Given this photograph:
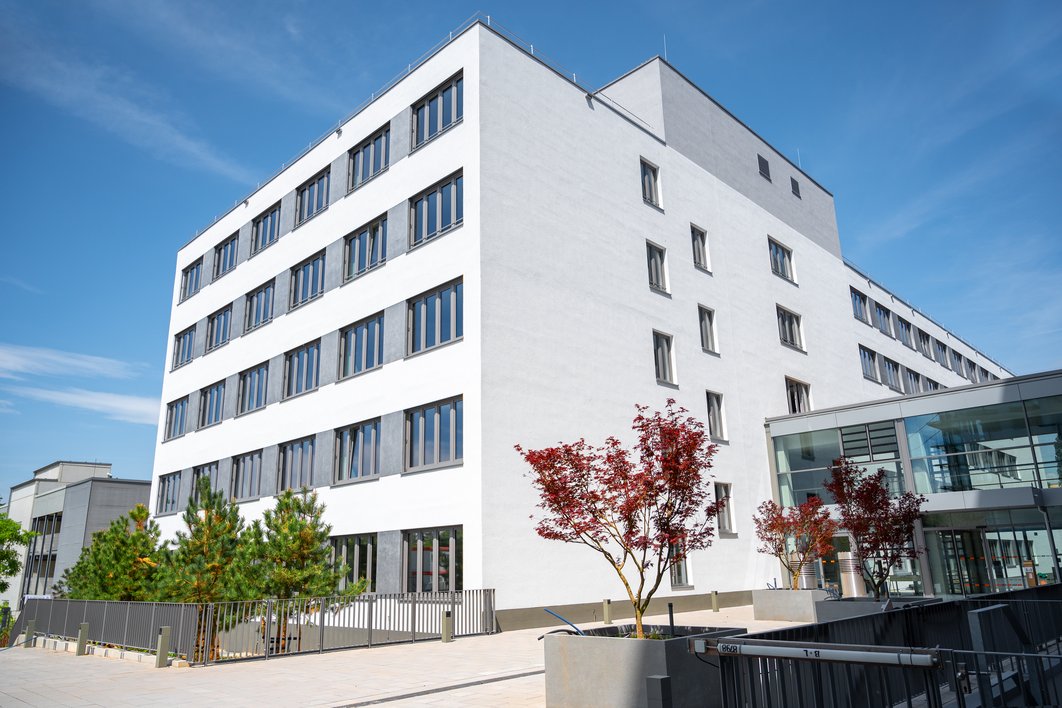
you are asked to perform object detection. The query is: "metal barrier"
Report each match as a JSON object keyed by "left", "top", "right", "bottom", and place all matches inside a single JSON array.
[{"left": 6, "top": 590, "right": 495, "bottom": 665}]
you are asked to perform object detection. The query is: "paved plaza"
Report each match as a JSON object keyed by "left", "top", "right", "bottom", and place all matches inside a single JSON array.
[{"left": 0, "top": 606, "right": 799, "bottom": 707}]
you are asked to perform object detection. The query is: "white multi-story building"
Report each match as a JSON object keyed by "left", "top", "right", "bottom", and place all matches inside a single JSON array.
[{"left": 150, "top": 20, "right": 1010, "bottom": 624}]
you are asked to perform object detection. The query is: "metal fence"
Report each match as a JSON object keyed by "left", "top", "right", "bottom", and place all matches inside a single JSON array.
[{"left": 7, "top": 589, "right": 495, "bottom": 665}]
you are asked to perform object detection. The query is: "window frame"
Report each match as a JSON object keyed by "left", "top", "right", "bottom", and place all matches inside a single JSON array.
[
  {"left": 206, "top": 305, "right": 232, "bottom": 352},
  {"left": 295, "top": 167, "right": 330, "bottom": 226},
  {"left": 640, "top": 158, "right": 661, "bottom": 207},
  {"left": 917, "top": 330, "right": 933, "bottom": 359},
  {"left": 896, "top": 317, "right": 914, "bottom": 348},
  {"left": 180, "top": 258, "right": 203, "bottom": 302},
  {"left": 277, "top": 436, "right": 316, "bottom": 493},
  {"left": 231, "top": 450, "right": 263, "bottom": 501},
  {"left": 244, "top": 280, "right": 275, "bottom": 333},
  {"left": 289, "top": 250, "right": 326, "bottom": 310},
  {"left": 214, "top": 233, "right": 239, "bottom": 280},
  {"left": 874, "top": 303, "right": 893, "bottom": 337},
  {"left": 237, "top": 362, "right": 269, "bottom": 415},
  {"left": 860, "top": 345, "right": 879, "bottom": 382},
  {"left": 156, "top": 472, "right": 181, "bottom": 514},
  {"left": 344, "top": 215, "right": 387, "bottom": 281},
  {"left": 698, "top": 305, "right": 717, "bottom": 354},
  {"left": 198, "top": 379, "right": 225, "bottom": 429},
  {"left": 404, "top": 396, "right": 464, "bottom": 473},
  {"left": 409, "top": 172, "right": 464, "bottom": 248},
  {"left": 691, "top": 224, "right": 710, "bottom": 271},
  {"left": 164, "top": 397, "right": 188, "bottom": 440},
  {"left": 251, "top": 203, "right": 281, "bottom": 255},
  {"left": 882, "top": 357, "right": 903, "bottom": 392},
  {"left": 192, "top": 462, "right": 219, "bottom": 503},
  {"left": 790, "top": 177, "right": 801, "bottom": 198},
  {"left": 407, "top": 279, "right": 463, "bottom": 356},
  {"left": 348, "top": 124, "right": 391, "bottom": 191},
  {"left": 646, "top": 240, "right": 668, "bottom": 293},
  {"left": 172, "top": 325, "right": 196, "bottom": 370},
  {"left": 402, "top": 526, "right": 462, "bottom": 593},
  {"left": 715, "top": 482, "right": 734, "bottom": 533},
  {"left": 768, "top": 238, "right": 794, "bottom": 282},
  {"left": 776, "top": 305, "right": 803, "bottom": 350},
  {"left": 334, "top": 418, "right": 381, "bottom": 483},
  {"left": 669, "top": 542, "right": 691, "bottom": 588},
  {"left": 339, "top": 312, "right": 385, "bottom": 380},
  {"left": 757, "top": 154, "right": 772, "bottom": 182},
  {"left": 283, "top": 340, "right": 321, "bottom": 399},
  {"left": 785, "top": 377, "right": 811, "bottom": 414},
  {"left": 653, "top": 330, "right": 675, "bottom": 385},
  {"left": 706, "top": 391, "right": 726, "bottom": 441},
  {"left": 851, "top": 288, "right": 870, "bottom": 323},
  {"left": 412, "top": 73, "right": 464, "bottom": 150}
]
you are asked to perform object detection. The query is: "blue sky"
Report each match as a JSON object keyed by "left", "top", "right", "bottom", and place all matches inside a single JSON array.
[{"left": 0, "top": 1, "right": 1060, "bottom": 495}]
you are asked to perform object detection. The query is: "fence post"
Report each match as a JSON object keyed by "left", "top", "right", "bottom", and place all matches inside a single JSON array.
[
  {"left": 319, "top": 600, "right": 326, "bottom": 653},
  {"left": 63, "top": 601, "right": 70, "bottom": 637},
  {"left": 367, "top": 597, "right": 374, "bottom": 648},
  {"left": 24, "top": 619, "right": 36, "bottom": 648},
  {"left": 442, "top": 610, "right": 453, "bottom": 643},
  {"left": 265, "top": 599, "right": 273, "bottom": 660},
  {"left": 603, "top": 599, "right": 612, "bottom": 624},
  {"left": 451, "top": 592, "right": 457, "bottom": 636},
  {"left": 411, "top": 593, "right": 417, "bottom": 643},
  {"left": 122, "top": 603, "right": 131, "bottom": 650},
  {"left": 76, "top": 622, "right": 89, "bottom": 656},
  {"left": 155, "top": 626, "right": 171, "bottom": 668}
]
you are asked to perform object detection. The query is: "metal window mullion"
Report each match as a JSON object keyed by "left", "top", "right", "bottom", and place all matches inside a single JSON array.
[{"left": 449, "top": 401, "right": 457, "bottom": 464}]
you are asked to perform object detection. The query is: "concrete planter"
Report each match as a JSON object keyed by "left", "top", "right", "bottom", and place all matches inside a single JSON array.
[
  {"left": 544, "top": 624, "right": 744, "bottom": 708},
  {"left": 752, "top": 589, "right": 829, "bottom": 623}
]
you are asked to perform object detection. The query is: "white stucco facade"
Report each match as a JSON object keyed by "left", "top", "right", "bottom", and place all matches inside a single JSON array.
[{"left": 149, "top": 22, "right": 1010, "bottom": 613}]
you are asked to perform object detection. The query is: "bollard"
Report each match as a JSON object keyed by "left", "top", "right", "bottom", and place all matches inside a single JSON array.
[
  {"left": 76, "top": 622, "right": 89, "bottom": 656},
  {"left": 441, "top": 611, "right": 453, "bottom": 643},
  {"left": 646, "top": 675, "right": 673, "bottom": 708},
  {"left": 156, "top": 626, "right": 171, "bottom": 668},
  {"left": 603, "top": 599, "right": 612, "bottom": 625},
  {"left": 711, "top": 590, "right": 719, "bottom": 613},
  {"left": 24, "top": 619, "right": 37, "bottom": 648}
]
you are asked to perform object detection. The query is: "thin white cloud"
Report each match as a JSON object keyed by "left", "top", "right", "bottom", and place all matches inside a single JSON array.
[
  {"left": 0, "top": 399, "right": 17, "bottom": 415},
  {"left": 0, "top": 343, "right": 145, "bottom": 381},
  {"left": 0, "top": 277, "right": 43, "bottom": 295},
  {"left": 10, "top": 386, "right": 158, "bottom": 425},
  {"left": 0, "top": 13, "right": 256, "bottom": 184}
]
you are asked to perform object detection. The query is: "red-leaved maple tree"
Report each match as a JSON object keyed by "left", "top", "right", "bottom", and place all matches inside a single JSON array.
[
  {"left": 823, "top": 458, "right": 927, "bottom": 600},
  {"left": 753, "top": 497, "right": 838, "bottom": 590},
  {"left": 516, "top": 400, "right": 721, "bottom": 638}
]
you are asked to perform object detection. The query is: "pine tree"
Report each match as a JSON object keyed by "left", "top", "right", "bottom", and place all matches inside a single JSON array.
[
  {"left": 158, "top": 476, "right": 244, "bottom": 603},
  {"left": 59, "top": 504, "right": 162, "bottom": 600},
  {"left": 0, "top": 502, "right": 37, "bottom": 595}
]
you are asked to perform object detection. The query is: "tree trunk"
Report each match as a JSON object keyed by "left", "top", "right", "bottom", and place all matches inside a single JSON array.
[{"left": 633, "top": 606, "right": 644, "bottom": 639}]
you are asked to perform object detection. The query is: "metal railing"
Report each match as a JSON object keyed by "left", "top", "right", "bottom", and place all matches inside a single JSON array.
[{"left": 7, "top": 589, "right": 495, "bottom": 665}]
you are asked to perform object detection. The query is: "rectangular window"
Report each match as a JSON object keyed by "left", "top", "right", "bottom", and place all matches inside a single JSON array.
[
  {"left": 791, "top": 177, "right": 801, "bottom": 198},
  {"left": 768, "top": 239, "right": 793, "bottom": 281},
  {"left": 979, "top": 366, "right": 991, "bottom": 383},
  {"left": 296, "top": 168, "right": 330, "bottom": 225},
  {"left": 278, "top": 436, "right": 315, "bottom": 492},
  {"left": 245, "top": 280, "right": 275, "bottom": 332},
  {"left": 967, "top": 360, "right": 981, "bottom": 382},
  {"left": 283, "top": 340, "right": 320, "bottom": 398},
  {"left": 874, "top": 303, "right": 893, "bottom": 336},
  {"left": 403, "top": 526, "right": 462, "bottom": 592},
  {"left": 345, "top": 216, "right": 387, "bottom": 279},
  {"left": 173, "top": 326, "right": 195, "bottom": 369},
  {"left": 156, "top": 472, "right": 181, "bottom": 514},
  {"left": 410, "top": 173, "right": 463, "bottom": 247},
  {"left": 715, "top": 482, "right": 733, "bottom": 533},
  {"left": 340, "top": 313, "right": 384, "bottom": 378},
  {"left": 407, "top": 280, "right": 463, "bottom": 354},
  {"left": 413, "top": 74, "right": 463, "bottom": 148},
  {"left": 904, "top": 368, "right": 922, "bottom": 394},
  {"left": 214, "top": 233, "right": 238, "bottom": 280},
  {"left": 669, "top": 543, "right": 689, "bottom": 587},
  {"left": 405, "top": 397, "right": 463, "bottom": 471},
  {"left": 896, "top": 318, "right": 914, "bottom": 347},
  {"left": 238, "top": 362, "right": 269, "bottom": 414},
  {"left": 231, "top": 450, "right": 262, "bottom": 500},
  {"left": 786, "top": 378, "right": 810, "bottom": 414},
  {"left": 640, "top": 159, "right": 660, "bottom": 206},
  {"left": 335, "top": 419, "right": 380, "bottom": 482},
  {"left": 882, "top": 357, "right": 902, "bottom": 391},
  {"left": 206, "top": 306, "right": 231, "bottom": 351},
  {"left": 691, "top": 225, "right": 709, "bottom": 270},
  {"left": 851, "top": 288, "right": 869, "bottom": 322},
  {"left": 860, "top": 345, "right": 878, "bottom": 381},
  {"left": 934, "top": 340, "right": 949, "bottom": 366},
  {"left": 198, "top": 380, "right": 225, "bottom": 428},
  {"left": 164, "top": 397, "right": 188, "bottom": 440},
  {"left": 777, "top": 306, "right": 802, "bottom": 349},
  {"left": 180, "top": 258, "right": 202, "bottom": 301},
  {"left": 647, "top": 241, "right": 667, "bottom": 292},
  {"left": 251, "top": 203, "right": 281, "bottom": 254},
  {"left": 925, "top": 379, "right": 941, "bottom": 391},
  {"left": 290, "top": 251, "right": 326, "bottom": 309},
  {"left": 331, "top": 533, "right": 377, "bottom": 592},
  {"left": 653, "top": 331, "right": 674, "bottom": 384},
  {"left": 699, "top": 306, "right": 717, "bottom": 353},
  {"left": 706, "top": 391, "right": 725, "bottom": 440},
  {"left": 757, "top": 154, "right": 771, "bottom": 181},
  {"left": 192, "top": 462, "right": 218, "bottom": 502},
  {"left": 349, "top": 125, "right": 390, "bottom": 190},
  {"left": 951, "top": 350, "right": 965, "bottom": 375},
  {"left": 917, "top": 330, "right": 933, "bottom": 358}
]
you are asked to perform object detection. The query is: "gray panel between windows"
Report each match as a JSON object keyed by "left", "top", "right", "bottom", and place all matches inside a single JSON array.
[
  {"left": 216, "top": 458, "right": 233, "bottom": 500},
  {"left": 318, "top": 330, "right": 340, "bottom": 387},
  {"left": 192, "top": 317, "right": 208, "bottom": 358},
  {"left": 273, "top": 269, "right": 292, "bottom": 318},
  {"left": 278, "top": 191, "right": 296, "bottom": 239},
  {"left": 229, "top": 296, "right": 246, "bottom": 341},
  {"left": 236, "top": 222, "right": 253, "bottom": 266},
  {"left": 186, "top": 389, "right": 202, "bottom": 430},
  {"left": 222, "top": 374, "right": 240, "bottom": 420},
  {"left": 266, "top": 355, "right": 284, "bottom": 406},
  {"left": 176, "top": 467, "right": 193, "bottom": 511},
  {"left": 259, "top": 445, "right": 279, "bottom": 498},
  {"left": 329, "top": 153, "right": 348, "bottom": 205},
  {"left": 385, "top": 201, "right": 409, "bottom": 261},
  {"left": 374, "top": 530, "right": 403, "bottom": 594},
  {"left": 390, "top": 109, "right": 411, "bottom": 163},
  {"left": 324, "top": 239, "right": 345, "bottom": 293},
  {"left": 382, "top": 302, "right": 406, "bottom": 365},
  {"left": 200, "top": 248, "right": 216, "bottom": 286},
  {"left": 313, "top": 431, "right": 335, "bottom": 488},
  {"left": 378, "top": 411, "right": 405, "bottom": 477}
]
